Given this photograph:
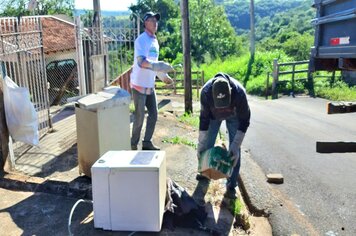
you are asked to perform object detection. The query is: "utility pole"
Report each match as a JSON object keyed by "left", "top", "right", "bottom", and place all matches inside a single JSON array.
[
  {"left": 249, "top": 0, "right": 255, "bottom": 57},
  {"left": 93, "top": 0, "right": 103, "bottom": 55},
  {"left": 180, "top": 0, "right": 193, "bottom": 113}
]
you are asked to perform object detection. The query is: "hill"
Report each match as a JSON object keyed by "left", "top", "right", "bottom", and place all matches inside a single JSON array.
[
  {"left": 216, "top": 0, "right": 315, "bottom": 40},
  {"left": 75, "top": 9, "right": 130, "bottom": 17}
]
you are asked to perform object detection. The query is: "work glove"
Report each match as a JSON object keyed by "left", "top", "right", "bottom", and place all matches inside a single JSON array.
[
  {"left": 157, "top": 72, "right": 173, "bottom": 84},
  {"left": 151, "top": 61, "right": 174, "bottom": 73},
  {"left": 229, "top": 130, "right": 245, "bottom": 167},
  {"left": 197, "top": 130, "right": 208, "bottom": 159}
]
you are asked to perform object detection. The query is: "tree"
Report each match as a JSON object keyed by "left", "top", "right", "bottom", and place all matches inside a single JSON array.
[
  {"left": 189, "top": 0, "right": 242, "bottom": 63},
  {"left": 282, "top": 32, "right": 313, "bottom": 60},
  {"left": 129, "top": 0, "right": 243, "bottom": 64},
  {"left": 0, "top": 0, "right": 75, "bottom": 17}
]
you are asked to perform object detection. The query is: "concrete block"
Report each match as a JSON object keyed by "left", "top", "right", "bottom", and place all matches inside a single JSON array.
[{"left": 266, "top": 173, "right": 284, "bottom": 184}]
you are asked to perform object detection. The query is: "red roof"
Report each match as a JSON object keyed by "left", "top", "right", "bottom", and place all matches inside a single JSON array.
[{"left": 41, "top": 16, "right": 76, "bottom": 54}]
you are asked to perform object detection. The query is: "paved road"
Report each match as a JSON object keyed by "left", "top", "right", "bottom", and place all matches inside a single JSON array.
[{"left": 243, "top": 96, "right": 356, "bottom": 236}]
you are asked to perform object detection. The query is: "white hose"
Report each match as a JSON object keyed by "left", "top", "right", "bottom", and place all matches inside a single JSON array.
[
  {"left": 67, "top": 199, "right": 137, "bottom": 236},
  {"left": 68, "top": 199, "right": 93, "bottom": 236}
]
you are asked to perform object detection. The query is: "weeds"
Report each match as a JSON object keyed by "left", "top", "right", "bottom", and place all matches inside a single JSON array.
[
  {"left": 230, "top": 198, "right": 251, "bottom": 231},
  {"left": 178, "top": 112, "right": 200, "bottom": 128},
  {"left": 230, "top": 198, "right": 243, "bottom": 216},
  {"left": 162, "top": 136, "right": 197, "bottom": 149}
]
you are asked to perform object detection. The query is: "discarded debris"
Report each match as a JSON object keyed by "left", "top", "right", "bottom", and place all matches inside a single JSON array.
[
  {"left": 234, "top": 213, "right": 250, "bottom": 231},
  {"left": 327, "top": 101, "right": 356, "bottom": 114},
  {"left": 266, "top": 173, "right": 284, "bottom": 184}
]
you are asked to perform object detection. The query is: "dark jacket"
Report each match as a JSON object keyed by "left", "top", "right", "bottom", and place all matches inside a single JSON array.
[{"left": 199, "top": 73, "right": 250, "bottom": 133}]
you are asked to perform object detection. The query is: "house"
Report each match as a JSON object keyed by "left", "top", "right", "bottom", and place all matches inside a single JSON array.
[{"left": 40, "top": 15, "right": 77, "bottom": 64}]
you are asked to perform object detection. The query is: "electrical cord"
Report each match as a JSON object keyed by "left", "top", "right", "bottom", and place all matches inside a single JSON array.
[
  {"left": 68, "top": 199, "right": 142, "bottom": 236},
  {"left": 67, "top": 199, "right": 137, "bottom": 236},
  {"left": 68, "top": 199, "right": 93, "bottom": 236}
]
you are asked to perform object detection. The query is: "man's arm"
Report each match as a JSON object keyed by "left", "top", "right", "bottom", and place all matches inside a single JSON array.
[
  {"left": 199, "top": 89, "right": 211, "bottom": 131},
  {"left": 229, "top": 91, "right": 250, "bottom": 163},
  {"left": 235, "top": 92, "right": 250, "bottom": 133},
  {"left": 197, "top": 90, "right": 211, "bottom": 157},
  {"left": 137, "top": 56, "right": 173, "bottom": 73}
]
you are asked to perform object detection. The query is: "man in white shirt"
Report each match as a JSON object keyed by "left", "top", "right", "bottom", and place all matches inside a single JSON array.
[{"left": 130, "top": 11, "right": 173, "bottom": 150}]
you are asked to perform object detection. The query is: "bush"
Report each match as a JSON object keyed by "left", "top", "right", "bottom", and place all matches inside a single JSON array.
[{"left": 197, "top": 51, "right": 356, "bottom": 101}]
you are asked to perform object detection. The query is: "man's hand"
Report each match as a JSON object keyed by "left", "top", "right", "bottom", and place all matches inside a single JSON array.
[
  {"left": 230, "top": 152, "right": 240, "bottom": 168},
  {"left": 157, "top": 72, "right": 173, "bottom": 84},
  {"left": 197, "top": 130, "right": 208, "bottom": 159},
  {"left": 151, "top": 61, "right": 174, "bottom": 73},
  {"left": 229, "top": 130, "right": 245, "bottom": 165}
]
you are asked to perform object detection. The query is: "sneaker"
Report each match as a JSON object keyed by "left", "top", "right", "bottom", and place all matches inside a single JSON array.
[
  {"left": 196, "top": 173, "right": 210, "bottom": 181},
  {"left": 131, "top": 145, "right": 137, "bottom": 150},
  {"left": 142, "top": 141, "right": 160, "bottom": 150},
  {"left": 224, "top": 187, "right": 237, "bottom": 199}
]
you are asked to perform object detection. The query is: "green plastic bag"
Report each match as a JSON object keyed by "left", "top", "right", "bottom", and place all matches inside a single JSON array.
[{"left": 198, "top": 146, "right": 234, "bottom": 180}]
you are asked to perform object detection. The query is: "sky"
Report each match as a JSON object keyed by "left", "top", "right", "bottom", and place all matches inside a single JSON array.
[{"left": 74, "top": 0, "right": 137, "bottom": 11}]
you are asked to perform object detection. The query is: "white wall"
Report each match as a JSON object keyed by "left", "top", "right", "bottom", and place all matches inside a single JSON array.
[{"left": 45, "top": 50, "right": 77, "bottom": 65}]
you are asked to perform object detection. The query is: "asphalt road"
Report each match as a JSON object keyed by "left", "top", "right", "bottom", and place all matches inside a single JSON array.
[{"left": 242, "top": 95, "right": 356, "bottom": 236}]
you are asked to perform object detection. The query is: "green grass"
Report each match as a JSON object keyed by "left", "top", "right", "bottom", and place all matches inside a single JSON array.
[
  {"left": 230, "top": 197, "right": 243, "bottom": 216},
  {"left": 198, "top": 52, "right": 356, "bottom": 101},
  {"left": 314, "top": 77, "right": 356, "bottom": 101},
  {"left": 178, "top": 112, "right": 200, "bottom": 128},
  {"left": 162, "top": 136, "right": 197, "bottom": 149}
]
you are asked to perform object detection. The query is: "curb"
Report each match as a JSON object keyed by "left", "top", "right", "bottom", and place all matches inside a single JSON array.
[
  {"left": 238, "top": 149, "right": 277, "bottom": 216},
  {"left": 0, "top": 173, "right": 92, "bottom": 199}
]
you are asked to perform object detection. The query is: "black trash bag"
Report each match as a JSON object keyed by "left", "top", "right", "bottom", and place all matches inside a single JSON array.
[{"left": 163, "top": 178, "right": 208, "bottom": 230}]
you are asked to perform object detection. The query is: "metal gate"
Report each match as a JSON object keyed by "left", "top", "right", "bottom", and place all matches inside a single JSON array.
[
  {"left": 0, "top": 16, "right": 50, "bottom": 154},
  {"left": 75, "top": 13, "right": 139, "bottom": 93}
]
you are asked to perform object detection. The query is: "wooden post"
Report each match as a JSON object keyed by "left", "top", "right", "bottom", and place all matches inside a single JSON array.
[
  {"left": 200, "top": 70, "right": 204, "bottom": 99},
  {"left": 307, "top": 62, "right": 315, "bottom": 97},
  {"left": 0, "top": 88, "right": 9, "bottom": 171},
  {"left": 291, "top": 64, "right": 295, "bottom": 97},
  {"left": 173, "top": 70, "right": 177, "bottom": 95},
  {"left": 330, "top": 70, "right": 336, "bottom": 87},
  {"left": 181, "top": 0, "right": 193, "bottom": 113},
  {"left": 272, "top": 59, "right": 279, "bottom": 99},
  {"left": 196, "top": 71, "right": 199, "bottom": 99},
  {"left": 265, "top": 72, "right": 270, "bottom": 100},
  {"left": 0, "top": 62, "right": 14, "bottom": 171}
]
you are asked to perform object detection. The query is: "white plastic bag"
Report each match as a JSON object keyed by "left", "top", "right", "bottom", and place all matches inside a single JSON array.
[{"left": 2, "top": 76, "right": 39, "bottom": 146}]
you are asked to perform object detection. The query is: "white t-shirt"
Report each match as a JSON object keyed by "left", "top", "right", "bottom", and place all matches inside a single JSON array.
[{"left": 130, "top": 31, "right": 159, "bottom": 88}]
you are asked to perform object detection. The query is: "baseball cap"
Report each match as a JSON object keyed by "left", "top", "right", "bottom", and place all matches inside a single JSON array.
[
  {"left": 143, "top": 12, "right": 160, "bottom": 22},
  {"left": 212, "top": 76, "right": 231, "bottom": 108}
]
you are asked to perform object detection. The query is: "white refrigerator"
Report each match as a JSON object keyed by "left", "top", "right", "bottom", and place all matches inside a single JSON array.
[
  {"left": 91, "top": 150, "right": 166, "bottom": 232},
  {"left": 76, "top": 90, "right": 131, "bottom": 177}
]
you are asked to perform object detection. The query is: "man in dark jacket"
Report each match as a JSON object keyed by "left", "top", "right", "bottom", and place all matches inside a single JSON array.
[{"left": 197, "top": 72, "right": 251, "bottom": 199}]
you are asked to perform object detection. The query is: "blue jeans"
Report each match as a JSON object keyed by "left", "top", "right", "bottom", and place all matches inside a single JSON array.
[
  {"left": 131, "top": 88, "right": 158, "bottom": 146},
  {"left": 206, "top": 118, "right": 241, "bottom": 189}
]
